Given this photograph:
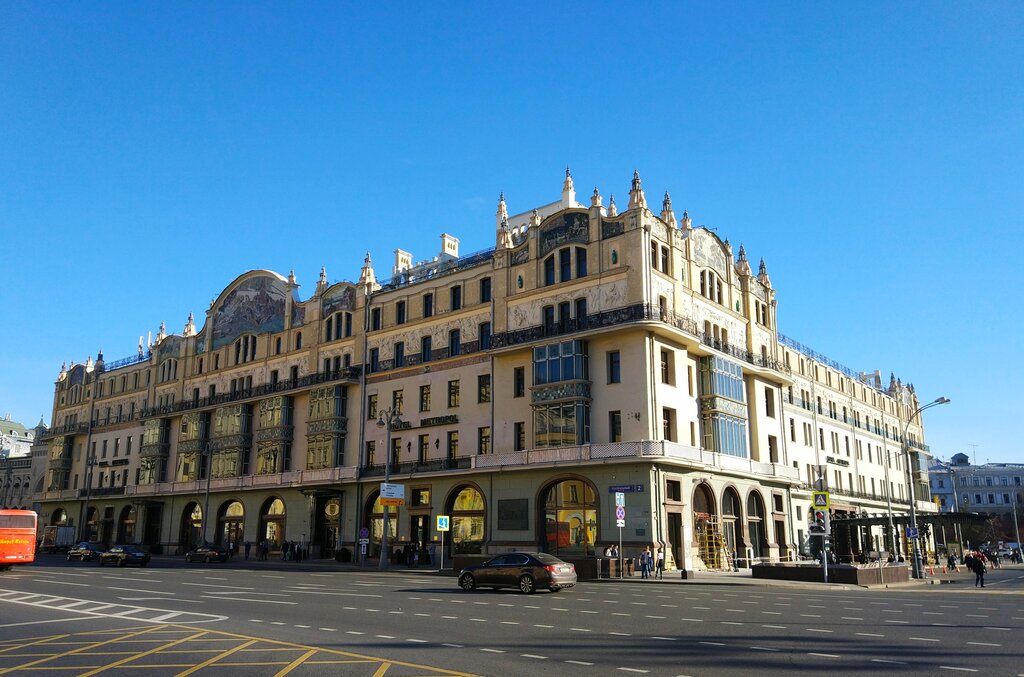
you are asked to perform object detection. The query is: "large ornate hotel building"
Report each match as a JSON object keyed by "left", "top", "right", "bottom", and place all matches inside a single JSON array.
[{"left": 38, "top": 170, "right": 936, "bottom": 570}]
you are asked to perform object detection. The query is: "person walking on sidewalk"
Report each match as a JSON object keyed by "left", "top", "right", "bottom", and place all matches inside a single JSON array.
[
  {"left": 655, "top": 547, "right": 665, "bottom": 579},
  {"left": 639, "top": 546, "right": 652, "bottom": 579}
]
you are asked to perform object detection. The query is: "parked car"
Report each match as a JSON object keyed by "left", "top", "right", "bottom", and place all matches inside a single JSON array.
[
  {"left": 66, "top": 542, "right": 102, "bottom": 562},
  {"left": 185, "top": 544, "right": 230, "bottom": 563},
  {"left": 458, "top": 552, "right": 577, "bottom": 593},
  {"left": 99, "top": 545, "right": 150, "bottom": 567}
]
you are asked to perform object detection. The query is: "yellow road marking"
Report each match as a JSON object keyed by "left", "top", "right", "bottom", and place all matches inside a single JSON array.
[
  {"left": 272, "top": 648, "right": 317, "bottom": 677},
  {"left": 173, "top": 638, "right": 257, "bottom": 677},
  {"left": 0, "top": 623, "right": 480, "bottom": 677},
  {"left": 0, "top": 634, "right": 70, "bottom": 656},
  {"left": 77, "top": 628, "right": 208, "bottom": 677},
  {"left": 0, "top": 626, "right": 166, "bottom": 675}
]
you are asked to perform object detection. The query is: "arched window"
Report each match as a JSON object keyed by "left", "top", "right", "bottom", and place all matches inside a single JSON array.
[
  {"left": 448, "top": 486, "right": 485, "bottom": 554},
  {"left": 218, "top": 500, "right": 244, "bottom": 551},
  {"left": 541, "top": 478, "right": 597, "bottom": 557},
  {"left": 747, "top": 492, "right": 768, "bottom": 559},
  {"left": 721, "top": 488, "right": 741, "bottom": 557},
  {"left": 117, "top": 505, "right": 136, "bottom": 544},
  {"left": 50, "top": 508, "right": 67, "bottom": 525},
  {"left": 179, "top": 502, "right": 203, "bottom": 551},
  {"left": 259, "top": 497, "right": 286, "bottom": 552}
]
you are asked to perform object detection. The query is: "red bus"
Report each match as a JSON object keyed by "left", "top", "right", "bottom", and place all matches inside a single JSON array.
[{"left": 0, "top": 510, "right": 37, "bottom": 571}]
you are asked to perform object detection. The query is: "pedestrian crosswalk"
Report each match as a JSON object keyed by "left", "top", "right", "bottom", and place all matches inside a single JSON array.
[{"left": 0, "top": 588, "right": 226, "bottom": 624}]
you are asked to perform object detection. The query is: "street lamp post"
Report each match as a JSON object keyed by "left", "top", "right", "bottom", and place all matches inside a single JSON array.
[
  {"left": 903, "top": 396, "right": 950, "bottom": 579},
  {"left": 79, "top": 453, "right": 98, "bottom": 543},
  {"left": 376, "top": 407, "right": 403, "bottom": 570},
  {"left": 200, "top": 441, "right": 214, "bottom": 546}
]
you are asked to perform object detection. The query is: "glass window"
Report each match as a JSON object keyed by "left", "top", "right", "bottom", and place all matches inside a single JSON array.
[
  {"left": 421, "top": 336, "right": 432, "bottom": 362},
  {"left": 396, "top": 300, "right": 406, "bottom": 324},
  {"left": 513, "top": 367, "right": 525, "bottom": 398},
  {"left": 419, "top": 385, "right": 431, "bottom": 412},
  {"left": 448, "top": 380, "right": 460, "bottom": 407},
  {"left": 450, "top": 286, "right": 462, "bottom": 311},
  {"left": 479, "top": 322, "right": 491, "bottom": 350},
  {"left": 477, "top": 374, "right": 491, "bottom": 403},
  {"left": 449, "top": 329, "right": 461, "bottom": 357},
  {"left": 543, "top": 256, "right": 555, "bottom": 286},
  {"left": 423, "top": 293, "right": 433, "bottom": 318},
  {"left": 576, "top": 247, "right": 587, "bottom": 278},
  {"left": 559, "top": 248, "right": 572, "bottom": 282},
  {"left": 542, "top": 479, "right": 597, "bottom": 557},
  {"left": 607, "top": 351, "right": 620, "bottom": 384},
  {"left": 479, "top": 277, "right": 492, "bottom": 303}
]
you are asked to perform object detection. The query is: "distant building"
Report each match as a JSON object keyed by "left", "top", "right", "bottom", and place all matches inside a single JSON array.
[
  {"left": 36, "top": 170, "right": 936, "bottom": 564},
  {"left": 930, "top": 453, "right": 1024, "bottom": 514},
  {"left": 0, "top": 414, "right": 41, "bottom": 508}
]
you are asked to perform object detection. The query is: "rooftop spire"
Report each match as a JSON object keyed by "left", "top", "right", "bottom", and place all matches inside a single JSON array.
[
  {"left": 757, "top": 257, "right": 772, "bottom": 288},
  {"left": 736, "top": 244, "right": 752, "bottom": 276},
  {"left": 561, "top": 166, "right": 576, "bottom": 207},
  {"left": 607, "top": 194, "right": 618, "bottom": 217},
  {"left": 660, "top": 191, "right": 676, "bottom": 227},
  {"left": 628, "top": 169, "right": 647, "bottom": 210},
  {"left": 183, "top": 311, "right": 196, "bottom": 337},
  {"left": 590, "top": 187, "right": 602, "bottom": 208},
  {"left": 358, "top": 251, "right": 380, "bottom": 291},
  {"left": 316, "top": 266, "right": 329, "bottom": 294},
  {"left": 680, "top": 209, "right": 692, "bottom": 231},
  {"left": 495, "top": 192, "right": 508, "bottom": 232}
]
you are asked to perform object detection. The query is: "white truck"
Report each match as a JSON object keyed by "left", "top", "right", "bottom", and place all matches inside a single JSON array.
[{"left": 40, "top": 525, "right": 77, "bottom": 553}]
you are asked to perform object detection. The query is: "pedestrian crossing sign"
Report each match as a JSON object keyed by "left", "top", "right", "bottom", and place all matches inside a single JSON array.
[
  {"left": 813, "top": 491, "right": 830, "bottom": 510},
  {"left": 436, "top": 515, "right": 450, "bottom": 532}
]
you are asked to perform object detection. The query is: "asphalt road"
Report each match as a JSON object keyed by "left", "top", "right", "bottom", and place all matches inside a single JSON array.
[{"left": 1, "top": 555, "right": 1022, "bottom": 676}]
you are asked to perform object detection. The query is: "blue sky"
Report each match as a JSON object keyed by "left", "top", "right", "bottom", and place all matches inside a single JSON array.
[{"left": 1, "top": 3, "right": 1020, "bottom": 463}]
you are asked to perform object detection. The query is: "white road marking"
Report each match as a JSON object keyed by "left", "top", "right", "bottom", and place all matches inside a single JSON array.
[
  {"left": 699, "top": 641, "right": 725, "bottom": 646},
  {"left": 442, "top": 643, "right": 463, "bottom": 648},
  {"left": 909, "top": 637, "right": 939, "bottom": 642},
  {"left": 872, "top": 659, "right": 906, "bottom": 665},
  {"left": 0, "top": 616, "right": 93, "bottom": 629},
  {"left": 762, "top": 625, "right": 786, "bottom": 629},
  {"left": 200, "top": 596, "right": 296, "bottom": 605},
  {"left": 376, "top": 634, "right": 395, "bottom": 639},
  {"left": 807, "top": 629, "right": 833, "bottom": 634},
  {"left": 521, "top": 654, "right": 547, "bottom": 660},
  {"left": 856, "top": 633, "right": 884, "bottom": 637},
  {"left": 938, "top": 667, "right": 977, "bottom": 673},
  {"left": 616, "top": 669, "right": 648, "bottom": 674},
  {"left": 609, "top": 632, "right": 631, "bottom": 636},
  {"left": 566, "top": 660, "right": 593, "bottom": 666},
  {"left": 407, "top": 639, "right": 427, "bottom": 643},
  {"left": 808, "top": 653, "right": 839, "bottom": 658},
  {"left": 481, "top": 648, "right": 505, "bottom": 653},
  {"left": 967, "top": 642, "right": 1000, "bottom": 647},
  {"left": 346, "top": 631, "right": 364, "bottom": 635},
  {"left": 751, "top": 646, "right": 779, "bottom": 652},
  {"left": 319, "top": 627, "right": 336, "bottom": 631},
  {"left": 841, "top": 617, "right": 863, "bottom": 621}
]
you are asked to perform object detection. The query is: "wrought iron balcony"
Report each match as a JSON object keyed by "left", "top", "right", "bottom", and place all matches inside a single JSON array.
[
  {"left": 140, "top": 366, "right": 362, "bottom": 419},
  {"left": 78, "top": 486, "right": 126, "bottom": 498},
  {"left": 360, "top": 457, "right": 472, "bottom": 477},
  {"left": 490, "top": 303, "right": 791, "bottom": 375},
  {"left": 39, "top": 423, "right": 90, "bottom": 440}
]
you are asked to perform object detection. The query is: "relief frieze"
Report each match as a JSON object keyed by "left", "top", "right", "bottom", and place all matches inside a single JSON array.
[{"left": 539, "top": 212, "right": 590, "bottom": 257}]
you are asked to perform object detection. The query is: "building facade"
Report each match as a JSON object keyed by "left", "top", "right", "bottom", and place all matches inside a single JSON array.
[
  {"left": 36, "top": 170, "right": 936, "bottom": 567},
  {"left": 931, "top": 454, "right": 1024, "bottom": 515},
  {"left": 0, "top": 415, "right": 41, "bottom": 509}
]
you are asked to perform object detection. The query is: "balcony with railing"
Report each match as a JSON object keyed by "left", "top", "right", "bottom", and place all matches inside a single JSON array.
[
  {"left": 126, "top": 464, "right": 359, "bottom": 497},
  {"left": 40, "top": 422, "right": 90, "bottom": 440},
  {"left": 141, "top": 366, "right": 362, "bottom": 419},
  {"left": 490, "top": 303, "right": 791, "bottom": 375}
]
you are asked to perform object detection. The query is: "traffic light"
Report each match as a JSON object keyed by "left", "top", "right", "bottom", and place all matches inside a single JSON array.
[{"left": 810, "top": 509, "right": 831, "bottom": 536}]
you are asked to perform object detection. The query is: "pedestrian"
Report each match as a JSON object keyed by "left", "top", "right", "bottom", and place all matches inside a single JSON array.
[
  {"left": 228, "top": 541, "right": 234, "bottom": 559},
  {"left": 655, "top": 547, "right": 665, "bottom": 579},
  {"left": 970, "top": 551, "right": 987, "bottom": 588},
  {"left": 244, "top": 541, "right": 251, "bottom": 560},
  {"left": 603, "top": 544, "right": 613, "bottom": 557},
  {"left": 639, "top": 546, "right": 652, "bottom": 579},
  {"left": 947, "top": 553, "right": 959, "bottom": 573}
]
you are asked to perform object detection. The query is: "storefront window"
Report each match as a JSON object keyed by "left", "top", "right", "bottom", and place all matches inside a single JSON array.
[{"left": 542, "top": 479, "right": 596, "bottom": 557}]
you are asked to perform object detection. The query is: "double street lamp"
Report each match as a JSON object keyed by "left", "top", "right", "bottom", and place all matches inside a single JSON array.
[
  {"left": 78, "top": 453, "right": 98, "bottom": 542},
  {"left": 903, "top": 396, "right": 950, "bottom": 579},
  {"left": 376, "top": 407, "right": 403, "bottom": 570}
]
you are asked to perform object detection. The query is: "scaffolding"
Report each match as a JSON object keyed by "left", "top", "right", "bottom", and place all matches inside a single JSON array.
[{"left": 695, "top": 513, "right": 730, "bottom": 571}]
